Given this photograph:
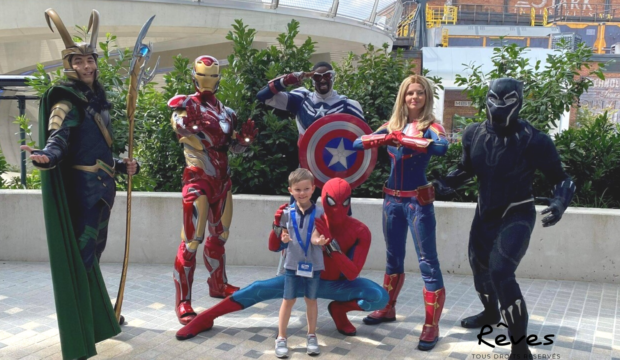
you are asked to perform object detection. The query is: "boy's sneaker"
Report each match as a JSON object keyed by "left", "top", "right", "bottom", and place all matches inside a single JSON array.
[
  {"left": 306, "top": 334, "right": 320, "bottom": 355},
  {"left": 275, "top": 337, "right": 289, "bottom": 358}
]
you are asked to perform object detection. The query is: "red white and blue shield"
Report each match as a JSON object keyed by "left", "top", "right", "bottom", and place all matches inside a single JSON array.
[{"left": 299, "top": 113, "right": 377, "bottom": 189}]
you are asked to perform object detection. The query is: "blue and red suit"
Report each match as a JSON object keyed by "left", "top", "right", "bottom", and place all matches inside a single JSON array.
[
  {"left": 256, "top": 70, "right": 366, "bottom": 205},
  {"left": 352, "top": 121, "right": 448, "bottom": 349},
  {"left": 175, "top": 178, "right": 388, "bottom": 340}
]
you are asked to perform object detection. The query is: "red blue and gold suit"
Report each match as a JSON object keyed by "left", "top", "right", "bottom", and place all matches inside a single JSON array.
[
  {"left": 353, "top": 121, "right": 448, "bottom": 350},
  {"left": 169, "top": 55, "right": 257, "bottom": 325}
]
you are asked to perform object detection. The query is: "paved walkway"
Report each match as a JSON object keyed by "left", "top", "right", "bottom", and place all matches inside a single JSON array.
[{"left": 0, "top": 262, "right": 619, "bottom": 360}]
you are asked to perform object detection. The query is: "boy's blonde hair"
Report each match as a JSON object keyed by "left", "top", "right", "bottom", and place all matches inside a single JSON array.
[{"left": 288, "top": 168, "right": 315, "bottom": 187}]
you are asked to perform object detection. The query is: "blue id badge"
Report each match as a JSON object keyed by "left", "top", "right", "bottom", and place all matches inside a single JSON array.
[{"left": 296, "top": 262, "right": 313, "bottom": 278}]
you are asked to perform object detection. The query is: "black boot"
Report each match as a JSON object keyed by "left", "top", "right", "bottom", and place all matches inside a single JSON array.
[
  {"left": 461, "top": 291, "right": 500, "bottom": 328},
  {"left": 502, "top": 298, "right": 533, "bottom": 360}
]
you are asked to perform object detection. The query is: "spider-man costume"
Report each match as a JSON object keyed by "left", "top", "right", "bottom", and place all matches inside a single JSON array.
[
  {"left": 352, "top": 120, "right": 449, "bottom": 351},
  {"left": 169, "top": 55, "right": 257, "bottom": 325},
  {"left": 175, "top": 178, "right": 388, "bottom": 340}
]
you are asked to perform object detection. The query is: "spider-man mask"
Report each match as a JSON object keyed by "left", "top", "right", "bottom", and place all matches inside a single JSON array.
[{"left": 321, "top": 178, "right": 351, "bottom": 226}]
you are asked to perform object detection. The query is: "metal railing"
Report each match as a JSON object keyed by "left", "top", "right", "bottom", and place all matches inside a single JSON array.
[
  {"left": 545, "top": 3, "right": 620, "bottom": 24},
  {"left": 427, "top": 4, "right": 458, "bottom": 28},
  {"left": 398, "top": 3, "right": 551, "bottom": 32},
  {"left": 185, "top": 0, "right": 403, "bottom": 33}
]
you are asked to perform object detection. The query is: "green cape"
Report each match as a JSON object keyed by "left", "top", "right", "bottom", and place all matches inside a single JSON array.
[{"left": 38, "top": 86, "right": 121, "bottom": 360}]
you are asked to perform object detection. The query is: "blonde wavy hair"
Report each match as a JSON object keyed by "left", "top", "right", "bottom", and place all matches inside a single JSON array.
[{"left": 385, "top": 75, "right": 436, "bottom": 133}]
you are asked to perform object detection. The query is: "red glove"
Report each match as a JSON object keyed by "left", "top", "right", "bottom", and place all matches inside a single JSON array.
[
  {"left": 385, "top": 131, "right": 402, "bottom": 146},
  {"left": 184, "top": 101, "right": 203, "bottom": 131},
  {"left": 274, "top": 203, "right": 288, "bottom": 226},
  {"left": 236, "top": 119, "right": 258, "bottom": 145},
  {"left": 282, "top": 72, "right": 307, "bottom": 86},
  {"left": 314, "top": 215, "right": 332, "bottom": 242},
  {"left": 268, "top": 203, "right": 289, "bottom": 252}
]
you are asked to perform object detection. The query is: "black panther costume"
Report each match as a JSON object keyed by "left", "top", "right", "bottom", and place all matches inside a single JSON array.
[{"left": 438, "top": 78, "right": 575, "bottom": 359}]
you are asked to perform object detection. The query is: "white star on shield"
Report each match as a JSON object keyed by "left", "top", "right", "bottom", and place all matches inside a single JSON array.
[{"left": 326, "top": 138, "right": 356, "bottom": 169}]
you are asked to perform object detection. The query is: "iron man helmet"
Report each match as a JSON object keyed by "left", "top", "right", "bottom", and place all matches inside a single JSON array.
[{"left": 192, "top": 56, "right": 220, "bottom": 95}]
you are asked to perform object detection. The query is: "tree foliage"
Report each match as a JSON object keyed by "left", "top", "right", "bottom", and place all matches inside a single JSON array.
[
  {"left": 219, "top": 19, "right": 315, "bottom": 195},
  {"left": 454, "top": 40, "right": 605, "bottom": 133}
]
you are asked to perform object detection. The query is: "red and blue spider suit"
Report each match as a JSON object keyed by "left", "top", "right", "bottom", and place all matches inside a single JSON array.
[
  {"left": 175, "top": 178, "right": 389, "bottom": 340},
  {"left": 353, "top": 120, "right": 449, "bottom": 350},
  {"left": 169, "top": 55, "right": 257, "bottom": 325}
]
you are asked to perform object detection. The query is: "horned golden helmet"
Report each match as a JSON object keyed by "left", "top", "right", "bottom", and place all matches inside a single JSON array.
[
  {"left": 44, "top": 8, "right": 100, "bottom": 81},
  {"left": 192, "top": 56, "right": 220, "bottom": 95}
]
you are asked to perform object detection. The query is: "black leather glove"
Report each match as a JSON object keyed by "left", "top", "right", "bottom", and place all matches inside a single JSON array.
[
  {"left": 536, "top": 197, "right": 566, "bottom": 227},
  {"left": 432, "top": 178, "right": 456, "bottom": 197}
]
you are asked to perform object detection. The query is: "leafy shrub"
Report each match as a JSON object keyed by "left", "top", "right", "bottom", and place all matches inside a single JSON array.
[
  {"left": 550, "top": 113, "right": 620, "bottom": 208},
  {"left": 219, "top": 19, "right": 315, "bottom": 195},
  {"left": 0, "top": 149, "right": 8, "bottom": 188}
]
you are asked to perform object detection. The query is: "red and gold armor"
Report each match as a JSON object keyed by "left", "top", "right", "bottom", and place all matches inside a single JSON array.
[{"left": 169, "top": 55, "right": 256, "bottom": 325}]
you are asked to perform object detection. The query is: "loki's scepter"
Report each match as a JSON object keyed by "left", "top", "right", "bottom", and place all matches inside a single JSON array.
[{"left": 114, "top": 15, "right": 160, "bottom": 322}]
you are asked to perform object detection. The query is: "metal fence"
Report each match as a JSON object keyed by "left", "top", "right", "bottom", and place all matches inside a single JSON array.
[
  {"left": 184, "top": 0, "right": 403, "bottom": 33},
  {"left": 545, "top": 3, "right": 620, "bottom": 23}
]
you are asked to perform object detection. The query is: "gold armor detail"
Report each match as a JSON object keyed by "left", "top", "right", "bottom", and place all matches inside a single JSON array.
[
  {"left": 48, "top": 100, "right": 72, "bottom": 131},
  {"left": 72, "top": 159, "right": 115, "bottom": 178},
  {"left": 45, "top": 8, "right": 100, "bottom": 80},
  {"left": 171, "top": 110, "right": 204, "bottom": 151},
  {"left": 186, "top": 195, "right": 209, "bottom": 252},
  {"left": 93, "top": 112, "right": 113, "bottom": 147},
  {"left": 193, "top": 57, "right": 220, "bottom": 93},
  {"left": 219, "top": 191, "right": 233, "bottom": 241}
]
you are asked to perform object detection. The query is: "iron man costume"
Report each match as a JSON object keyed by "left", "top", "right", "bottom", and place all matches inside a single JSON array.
[{"left": 169, "top": 55, "right": 257, "bottom": 325}]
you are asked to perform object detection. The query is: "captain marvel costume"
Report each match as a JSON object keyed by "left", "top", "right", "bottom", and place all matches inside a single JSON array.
[
  {"left": 175, "top": 178, "right": 388, "bottom": 340},
  {"left": 352, "top": 75, "right": 449, "bottom": 351},
  {"left": 169, "top": 55, "right": 258, "bottom": 325}
]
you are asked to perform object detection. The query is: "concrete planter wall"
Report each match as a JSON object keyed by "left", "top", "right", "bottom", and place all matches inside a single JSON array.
[{"left": 1, "top": 190, "right": 618, "bottom": 283}]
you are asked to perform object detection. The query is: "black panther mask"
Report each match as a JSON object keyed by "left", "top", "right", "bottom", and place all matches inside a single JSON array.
[{"left": 486, "top": 78, "right": 523, "bottom": 128}]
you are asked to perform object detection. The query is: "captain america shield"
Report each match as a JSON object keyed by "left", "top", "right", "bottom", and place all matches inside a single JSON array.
[{"left": 299, "top": 113, "right": 377, "bottom": 189}]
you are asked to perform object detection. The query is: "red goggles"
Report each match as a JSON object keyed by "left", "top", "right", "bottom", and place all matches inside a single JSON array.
[{"left": 312, "top": 70, "right": 335, "bottom": 81}]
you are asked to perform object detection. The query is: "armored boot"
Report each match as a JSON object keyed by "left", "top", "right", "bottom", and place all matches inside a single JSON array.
[
  {"left": 328, "top": 300, "right": 363, "bottom": 336},
  {"left": 173, "top": 242, "right": 197, "bottom": 325},
  {"left": 363, "top": 273, "right": 405, "bottom": 325},
  {"left": 418, "top": 287, "right": 446, "bottom": 351},
  {"left": 203, "top": 238, "right": 239, "bottom": 298},
  {"left": 502, "top": 298, "right": 533, "bottom": 360},
  {"left": 461, "top": 291, "right": 501, "bottom": 328},
  {"left": 176, "top": 296, "right": 244, "bottom": 340}
]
